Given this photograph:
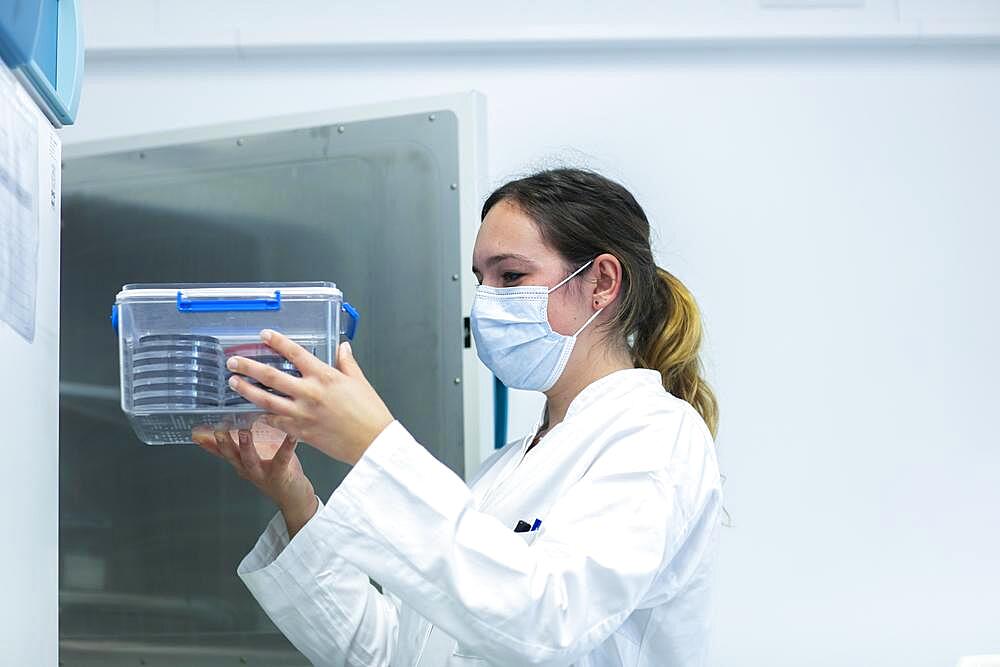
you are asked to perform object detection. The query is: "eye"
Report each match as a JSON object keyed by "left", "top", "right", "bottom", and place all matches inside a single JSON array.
[{"left": 502, "top": 272, "right": 524, "bottom": 285}]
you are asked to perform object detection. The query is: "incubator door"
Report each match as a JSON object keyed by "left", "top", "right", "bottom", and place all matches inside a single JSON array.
[{"left": 59, "top": 93, "right": 487, "bottom": 665}]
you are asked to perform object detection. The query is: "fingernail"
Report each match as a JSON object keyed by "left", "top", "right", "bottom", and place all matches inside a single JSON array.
[
  {"left": 228, "top": 376, "right": 239, "bottom": 389},
  {"left": 260, "top": 329, "right": 273, "bottom": 342},
  {"left": 226, "top": 357, "right": 238, "bottom": 371},
  {"left": 343, "top": 341, "right": 352, "bottom": 355}
]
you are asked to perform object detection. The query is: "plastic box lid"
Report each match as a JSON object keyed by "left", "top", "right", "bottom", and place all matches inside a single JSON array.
[{"left": 116, "top": 281, "right": 342, "bottom": 302}]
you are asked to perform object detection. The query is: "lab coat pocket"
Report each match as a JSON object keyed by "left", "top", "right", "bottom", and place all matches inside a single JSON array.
[
  {"left": 449, "top": 645, "right": 489, "bottom": 665},
  {"left": 516, "top": 525, "right": 543, "bottom": 546}
]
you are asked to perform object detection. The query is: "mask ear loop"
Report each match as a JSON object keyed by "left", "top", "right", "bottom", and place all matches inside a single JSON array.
[
  {"left": 547, "top": 259, "right": 595, "bottom": 294},
  {"left": 548, "top": 258, "right": 604, "bottom": 336},
  {"left": 572, "top": 306, "right": 605, "bottom": 337}
]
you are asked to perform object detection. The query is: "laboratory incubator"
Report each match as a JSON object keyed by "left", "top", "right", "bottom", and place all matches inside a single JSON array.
[{"left": 58, "top": 94, "right": 489, "bottom": 665}]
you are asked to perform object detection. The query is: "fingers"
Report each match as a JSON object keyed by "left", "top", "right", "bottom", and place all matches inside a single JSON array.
[
  {"left": 272, "top": 433, "right": 299, "bottom": 467},
  {"left": 228, "top": 375, "right": 299, "bottom": 416},
  {"left": 336, "top": 341, "right": 365, "bottom": 380},
  {"left": 214, "top": 430, "right": 248, "bottom": 477},
  {"left": 262, "top": 414, "right": 299, "bottom": 438},
  {"left": 237, "top": 430, "right": 264, "bottom": 479},
  {"left": 259, "top": 329, "right": 327, "bottom": 376},
  {"left": 226, "top": 355, "right": 302, "bottom": 396},
  {"left": 192, "top": 427, "right": 222, "bottom": 458}
]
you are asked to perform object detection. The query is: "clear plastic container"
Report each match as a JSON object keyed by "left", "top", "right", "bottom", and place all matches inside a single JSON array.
[{"left": 112, "top": 282, "right": 358, "bottom": 445}]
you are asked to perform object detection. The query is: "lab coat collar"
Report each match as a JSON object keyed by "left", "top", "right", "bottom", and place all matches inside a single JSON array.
[{"left": 543, "top": 367, "right": 663, "bottom": 428}]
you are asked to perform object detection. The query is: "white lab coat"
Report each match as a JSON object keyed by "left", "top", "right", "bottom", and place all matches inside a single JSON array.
[{"left": 238, "top": 368, "right": 722, "bottom": 666}]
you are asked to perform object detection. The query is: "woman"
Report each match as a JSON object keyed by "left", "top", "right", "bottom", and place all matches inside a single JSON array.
[{"left": 193, "top": 168, "right": 723, "bottom": 666}]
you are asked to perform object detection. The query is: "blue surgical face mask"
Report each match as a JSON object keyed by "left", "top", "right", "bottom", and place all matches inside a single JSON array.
[{"left": 471, "top": 260, "right": 604, "bottom": 392}]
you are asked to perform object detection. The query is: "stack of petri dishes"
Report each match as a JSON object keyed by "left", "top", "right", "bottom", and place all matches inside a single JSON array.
[
  {"left": 222, "top": 343, "right": 304, "bottom": 406},
  {"left": 130, "top": 334, "right": 225, "bottom": 409}
]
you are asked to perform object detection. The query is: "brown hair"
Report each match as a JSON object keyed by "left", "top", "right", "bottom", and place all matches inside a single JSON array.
[{"left": 482, "top": 168, "right": 719, "bottom": 437}]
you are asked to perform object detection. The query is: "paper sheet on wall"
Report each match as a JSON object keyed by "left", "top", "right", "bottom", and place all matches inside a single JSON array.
[{"left": 0, "top": 71, "right": 40, "bottom": 343}]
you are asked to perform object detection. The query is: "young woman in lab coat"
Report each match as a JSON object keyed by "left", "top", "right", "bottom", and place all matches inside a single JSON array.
[{"left": 193, "top": 168, "right": 722, "bottom": 666}]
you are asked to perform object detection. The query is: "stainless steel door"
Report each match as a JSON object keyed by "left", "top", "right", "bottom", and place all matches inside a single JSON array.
[{"left": 59, "top": 95, "right": 485, "bottom": 665}]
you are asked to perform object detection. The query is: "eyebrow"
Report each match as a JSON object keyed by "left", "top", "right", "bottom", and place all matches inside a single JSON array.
[{"left": 471, "top": 253, "right": 534, "bottom": 275}]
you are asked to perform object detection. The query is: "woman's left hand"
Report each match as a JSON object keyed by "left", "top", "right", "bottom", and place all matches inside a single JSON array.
[{"left": 226, "top": 330, "right": 395, "bottom": 466}]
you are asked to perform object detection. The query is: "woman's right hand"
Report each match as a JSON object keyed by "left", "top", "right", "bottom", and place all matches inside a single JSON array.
[{"left": 192, "top": 425, "right": 319, "bottom": 538}]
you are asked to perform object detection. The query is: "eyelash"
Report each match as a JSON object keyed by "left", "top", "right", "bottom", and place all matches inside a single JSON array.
[{"left": 473, "top": 272, "right": 526, "bottom": 286}]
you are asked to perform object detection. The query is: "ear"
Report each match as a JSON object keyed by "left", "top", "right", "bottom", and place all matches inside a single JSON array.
[{"left": 590, "top": 253, "right": 623, "bottom": 310}]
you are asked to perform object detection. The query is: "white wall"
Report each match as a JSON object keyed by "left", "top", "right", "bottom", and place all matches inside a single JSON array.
[
  {"left": 74, "top": 0, "right": 1000, "bottom": 52},
  {"left": 65, "top": 3, "right": 1000, "bottom": 665}
]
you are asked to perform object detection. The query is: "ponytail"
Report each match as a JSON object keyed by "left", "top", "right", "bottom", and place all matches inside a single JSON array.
[{"left": 635, "top": 268, "right": 719, "bottom": 438}]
